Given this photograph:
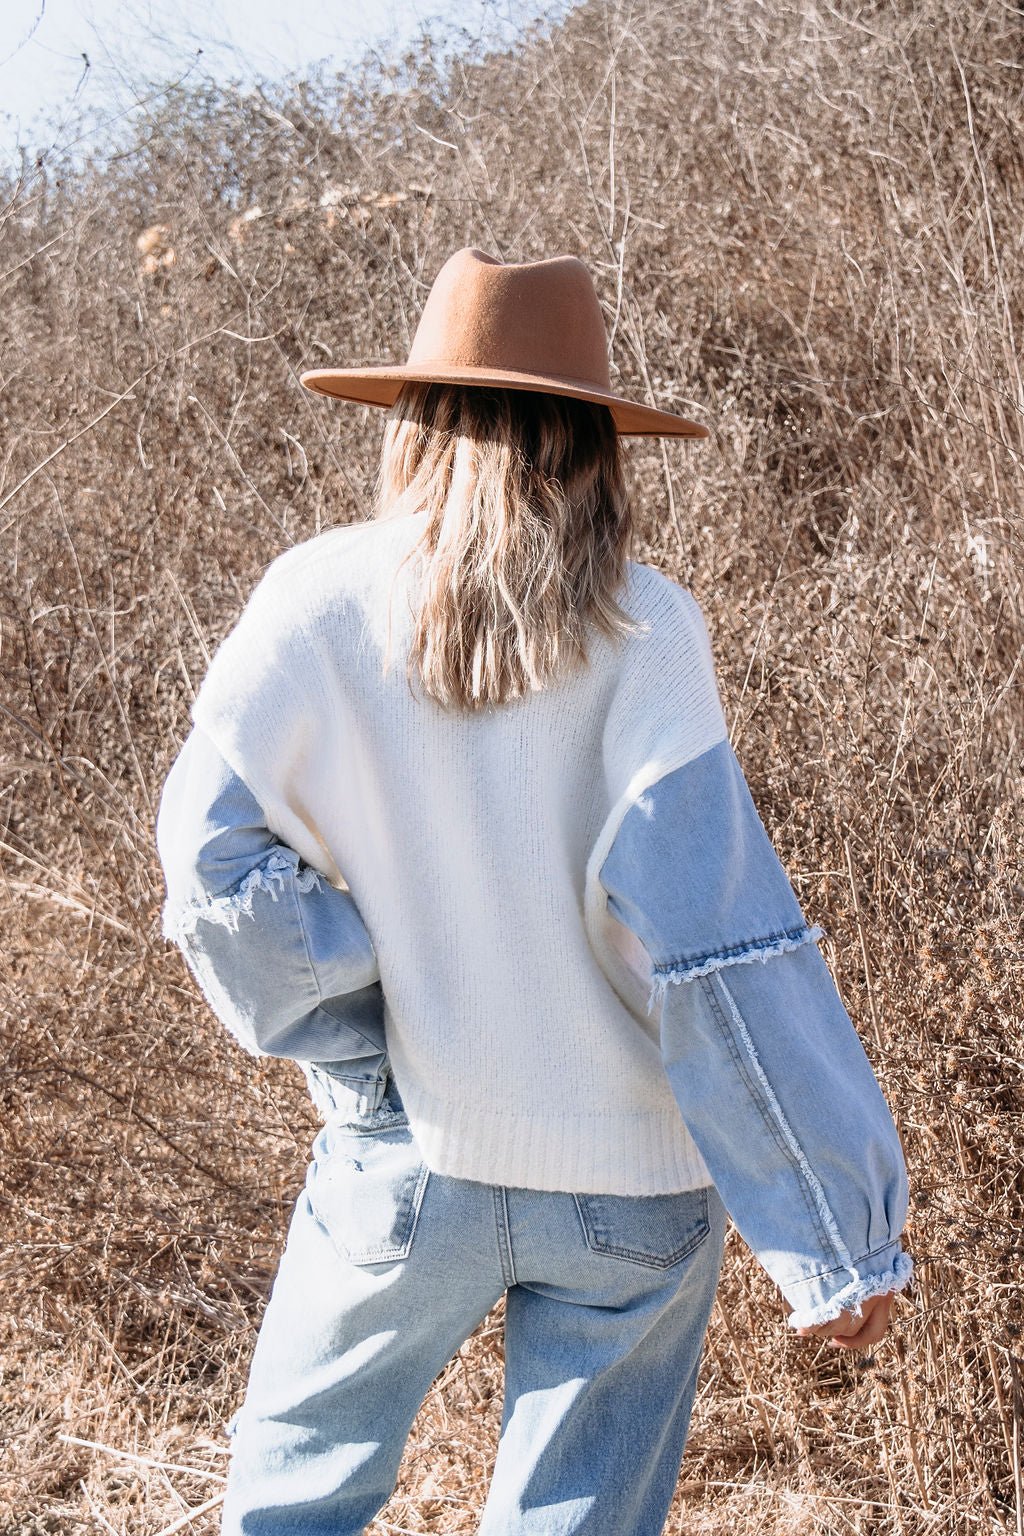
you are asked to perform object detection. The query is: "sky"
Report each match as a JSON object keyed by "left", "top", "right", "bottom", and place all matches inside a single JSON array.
[{"left": 1, "top": 0, "right": 569, "bottom": 167}]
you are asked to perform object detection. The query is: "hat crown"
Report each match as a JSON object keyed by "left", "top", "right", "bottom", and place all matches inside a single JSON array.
[
  {"left": 298, "top": 246, "right": 710, "bottom": 439},
  {"left": 407, "top": 248, "right": 613, "bottom": 392}
]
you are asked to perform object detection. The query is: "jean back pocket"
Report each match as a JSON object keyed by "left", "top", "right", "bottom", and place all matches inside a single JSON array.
[
  {"left": 573, "top": 1184, "right": 711, "bottom": 1269},
  {"left": 306, "top": 1090, "right": 430, "bottom": 1265}
]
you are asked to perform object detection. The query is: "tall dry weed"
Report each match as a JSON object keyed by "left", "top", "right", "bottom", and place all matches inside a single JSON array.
[{"left": 1, "top": 0, "right": 1021, "bottom": 1529}]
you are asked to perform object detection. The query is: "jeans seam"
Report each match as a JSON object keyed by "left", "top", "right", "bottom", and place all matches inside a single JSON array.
[{"left": 493, "top": 1186, "right": 516, "bottom": 1287}]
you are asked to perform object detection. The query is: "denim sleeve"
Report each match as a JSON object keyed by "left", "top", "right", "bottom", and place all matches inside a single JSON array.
[
  {"left": 156, "top": 723, "right": 386, "bottom": 1069},
  {"left": 598, "top": 737, "right": 914, "bottom": 1330}
]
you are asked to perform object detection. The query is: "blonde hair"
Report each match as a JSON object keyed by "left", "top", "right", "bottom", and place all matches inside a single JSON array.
[{"left": 375, "top": 381, "right": 644, "bottom": 712}]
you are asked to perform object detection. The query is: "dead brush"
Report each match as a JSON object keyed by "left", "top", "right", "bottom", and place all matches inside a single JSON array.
[{"left": 1, "top": 0, "right": 1022, "bottom": 1530}]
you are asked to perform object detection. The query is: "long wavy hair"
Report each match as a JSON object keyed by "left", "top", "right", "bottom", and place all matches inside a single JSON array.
[{"left": 375, "top": 381, "right": 645, "bottom": 712}]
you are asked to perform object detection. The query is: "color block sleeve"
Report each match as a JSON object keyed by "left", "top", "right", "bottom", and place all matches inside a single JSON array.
[
  {"left": 602, "top": 737, "right": 826, "bottom": 1012},
  {"left": 597, "top": 744, "right": 913, "bottom": 1330},
  {"left": 156, "top": 722, "right": 386, "bottom": 1068},
  {"left": 184, "top": 554, "right": 342, "bottom": 882}
]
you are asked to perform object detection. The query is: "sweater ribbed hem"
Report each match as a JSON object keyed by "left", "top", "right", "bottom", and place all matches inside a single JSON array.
[{"left": 393, "top": 1073, "right": 715, "bottom": 1195}]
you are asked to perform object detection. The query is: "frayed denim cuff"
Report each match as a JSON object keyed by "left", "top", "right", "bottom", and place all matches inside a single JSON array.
[
  {"left": 783, "top": 1241, "right": 914, "bottom": 1330},
  {"left": 646, "top": 922, "right": 826, "bottom": 1014},
  {"left": 161, "top": 846, "right": 324, "bottom": 947}
]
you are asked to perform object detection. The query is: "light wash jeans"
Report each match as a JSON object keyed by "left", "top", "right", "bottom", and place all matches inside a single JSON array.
[{"left": 220, "top": 1065, "right": 727, "bottom": 1536}]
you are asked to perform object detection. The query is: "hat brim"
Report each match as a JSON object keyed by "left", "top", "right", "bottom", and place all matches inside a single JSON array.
[{"left": 299, "top": 364, "right": 710, "bottom": 439}]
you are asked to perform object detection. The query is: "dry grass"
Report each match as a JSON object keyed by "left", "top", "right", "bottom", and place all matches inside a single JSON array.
[{"left": 1, "top": 0, "right": 1022, "bottom": 1529}]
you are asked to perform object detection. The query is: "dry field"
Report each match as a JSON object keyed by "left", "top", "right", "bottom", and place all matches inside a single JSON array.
[{"left": 1, "top": 0, "right": 1021, "bottom": 1530}]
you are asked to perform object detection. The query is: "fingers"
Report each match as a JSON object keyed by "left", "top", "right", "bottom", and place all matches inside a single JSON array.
[
  {"left": 792, "top": 1293, "right": 895, "bottom": 1352},
  {"left": 824, "top": 1309, "right": 888, "bottom": 1351},
  {"left": 794, "top": 1305, "right": 859, "bottom": 1340}
]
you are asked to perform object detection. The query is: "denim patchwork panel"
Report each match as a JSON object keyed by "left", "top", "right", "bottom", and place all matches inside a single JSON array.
[
  {"left": 657, "top": 939, "right": 913, "bottom": 1328},
  {"left": 594, "top": 735, "right": 912, "bottom": 1326},
  {"left": 306, "top": 1105, "right": 432, "bottom": 1265},
  {"left": 598, "top": 737, "right": 823, "bottom": 1014},
  {"left": 157, "top": 723, "right": 386, "bottom": 1066}
]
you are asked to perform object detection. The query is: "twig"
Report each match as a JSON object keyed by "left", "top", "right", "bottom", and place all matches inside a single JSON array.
[
  {"left": 843, "top": 835, "right": 883, "bottom": 1050},
  {"left": 59, "top": 1433, "right": 227, "bottom": 1484},
  {"left": 51, "top": 478, "right": 154, "bottom": 821},
  {"left": 0, "top": 323, "right": 254, "bottom": 529},
  {"left": 0, "top": 386, "right": 141, "bottom": 523},
  {"left": 697, "top": 1478, "right": 940, "bottom": 1514},
  {"left": 151, "top": 1491, "right": 225, "bottom": 1535},
  {"left": 38, "top": 1061, "right": 257, "bottom": 1200},
  {"left": 78, "top": 1478, "right": 121, "bottom": 1535},
  {"left": 0, "top": 874, "right": 132, "bottom": 934}
]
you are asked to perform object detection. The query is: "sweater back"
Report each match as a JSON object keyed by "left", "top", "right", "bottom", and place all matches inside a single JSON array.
[{"left": 190, "top": 511, "right": 728, "bottom": 1194}]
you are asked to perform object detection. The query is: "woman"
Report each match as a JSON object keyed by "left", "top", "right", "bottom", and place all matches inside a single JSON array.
[{"left": 156, "top": 248, "right": 913, "bottom": 1535}]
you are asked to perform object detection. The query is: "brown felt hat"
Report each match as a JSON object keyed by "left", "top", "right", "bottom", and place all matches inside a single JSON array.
[{"left": 300, "top": 247, "right": 710, "bottom": 439}]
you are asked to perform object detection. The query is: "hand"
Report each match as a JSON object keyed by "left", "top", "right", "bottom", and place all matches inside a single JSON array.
[{"left": 785, "top": 1291, "right": 897, "bottom": 1352}]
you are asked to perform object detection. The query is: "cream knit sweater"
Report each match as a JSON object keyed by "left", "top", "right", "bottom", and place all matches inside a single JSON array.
[{"left": 190, "top": 512, "right": 731, "bottom": 1194}]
